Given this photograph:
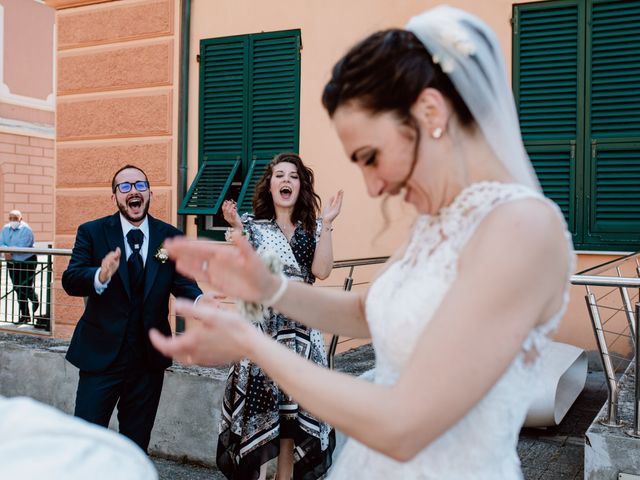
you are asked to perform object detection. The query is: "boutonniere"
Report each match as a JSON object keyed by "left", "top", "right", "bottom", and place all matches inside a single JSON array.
[{"left": 154, "top": 246, "right": 169, "bottom": 264}]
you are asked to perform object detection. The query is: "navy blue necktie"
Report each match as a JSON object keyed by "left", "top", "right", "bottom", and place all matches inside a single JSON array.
[{"left": 126, "top": 229, "right": 144, "bottom": 294}]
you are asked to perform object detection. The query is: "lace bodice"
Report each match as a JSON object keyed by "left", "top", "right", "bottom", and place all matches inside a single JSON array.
[{"left": 329, "top": 182, "right": 573, "bottom": 479}]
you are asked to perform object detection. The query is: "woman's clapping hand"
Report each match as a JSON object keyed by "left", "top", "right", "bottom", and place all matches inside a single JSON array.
[
  {"left": 321, "top": 189, "right": 344, "bottom": 224},
  {"left": 221, "top": 199, "right": 242, "bottom": 229}
]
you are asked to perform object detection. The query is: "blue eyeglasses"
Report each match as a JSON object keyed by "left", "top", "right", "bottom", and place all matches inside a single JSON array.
[{"left": 115, "top": 181, "right": 149, "bottom": 194}]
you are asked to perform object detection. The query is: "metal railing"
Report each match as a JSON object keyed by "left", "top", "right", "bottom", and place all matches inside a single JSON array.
[
  {"left": 212, "top": 254, "right": 387, "bottom": 367},
  {"left": 0, "top": 246, "right": 388, "bottom": 362},
  {"left": 571, "top": 251, "right": 640, "bottom": 436},
  {"left": 0, "top": 246, "right": 67, "bottom": 333},
  {"left": 325, "top": 256, "right": 388, "bottom": 369}
]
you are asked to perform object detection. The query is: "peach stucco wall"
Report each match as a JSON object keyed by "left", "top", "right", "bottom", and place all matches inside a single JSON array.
[
  {"left": 0, "top": 1, "right": 55, "bottom": 241},
  {"left": 0, "top": 132, "right": 54, "bottom": 240},
  {"left": 44, "top": 0, "right": 618, "bottom": 351},
  {"left": 187, "top": 0, "right": 542, "bottom": 259},
  {"left": 49, "top": 0, "right": 181, "bottom": 338},
  {"left": 1, "top": 0, "right": 54, "bottom": 102},
  {"left": 188, "top": 0, "right": 609, "bottom": 353}
]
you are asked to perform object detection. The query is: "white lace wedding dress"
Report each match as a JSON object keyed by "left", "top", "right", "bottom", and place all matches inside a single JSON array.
[{"left": 329, "top": 182, "right": 573, "bottom": 479}]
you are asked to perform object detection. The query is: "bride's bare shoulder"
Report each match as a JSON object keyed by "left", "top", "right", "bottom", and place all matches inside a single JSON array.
[{"left": 464, "top": 197, "right": 571, "bottom": 268}]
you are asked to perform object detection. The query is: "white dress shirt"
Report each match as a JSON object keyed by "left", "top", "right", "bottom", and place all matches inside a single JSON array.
[{"left": 93, "top": 215, "right": 150, "bottom": 294}]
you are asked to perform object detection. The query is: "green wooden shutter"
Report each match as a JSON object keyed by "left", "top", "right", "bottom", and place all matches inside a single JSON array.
[
  {"left": 188, "top": 30, "right": 301, "bottom": 220},
  {"left": 584, "top": 0, "right": 640, "bottom": 247},
  {"left": 513, "top": 1, "right": 583, "bottom": 241},
  {"left": 181, "top": 37, "right": 248, "bottom": 215},
  {"left": 237, "top": 31, "right": 301, "bottom": 214},
  {"left": 199, "top": 36, "right": 248, "bottom": 163},
  {"left": 178, "top": 159, "right": 240, "bottom": 214},
  {"left": 236, "top": 158, "right": 269, "bottom": 214},
  {"left": 524, "top": 144, "right": 576, "bottom": 220}
]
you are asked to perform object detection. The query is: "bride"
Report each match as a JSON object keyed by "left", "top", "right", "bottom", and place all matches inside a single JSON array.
[{"left": 150, "top": 6, "right": 573, "bottom": 478}]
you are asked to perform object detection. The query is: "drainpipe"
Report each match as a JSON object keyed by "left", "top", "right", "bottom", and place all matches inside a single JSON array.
[{"left": 176, "top": 0, "right": 191, "bottom": 234}]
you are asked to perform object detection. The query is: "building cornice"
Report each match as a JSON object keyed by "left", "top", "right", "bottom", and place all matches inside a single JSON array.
[{"left": 44, "top": 0, "right": 112, "bottom": 10}]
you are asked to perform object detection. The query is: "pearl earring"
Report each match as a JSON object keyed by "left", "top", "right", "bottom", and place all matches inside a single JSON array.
[{"left": 432, "top": 127, "right": 443, "bottom": 139}]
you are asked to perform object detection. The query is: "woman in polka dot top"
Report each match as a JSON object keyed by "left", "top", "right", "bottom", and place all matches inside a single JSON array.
[{"left": 219, "top": 152, "right": 343, "bottom": 480}]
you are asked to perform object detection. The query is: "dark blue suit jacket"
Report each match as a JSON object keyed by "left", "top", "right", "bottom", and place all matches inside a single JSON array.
[{"left": 63, "top": 213, "right": 202, "bottom": 372}]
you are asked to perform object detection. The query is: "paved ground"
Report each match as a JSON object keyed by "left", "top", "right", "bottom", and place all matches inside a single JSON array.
[
  {"left": 518, "top": 370, "right": 608, "bottom": 480},
  {"left": 0, "top": 334, "right": 608, "bottom": 479},
  {"left": 151, "top": 457, "right": 221, "bottom": 480},
  {"left": 150, "top": 343, "right": 609, "bottom": 480}
]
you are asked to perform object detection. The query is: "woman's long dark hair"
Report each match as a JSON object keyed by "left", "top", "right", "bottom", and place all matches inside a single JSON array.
[{"left": 253, "top": 152, "right": 321, "bottom": 233}]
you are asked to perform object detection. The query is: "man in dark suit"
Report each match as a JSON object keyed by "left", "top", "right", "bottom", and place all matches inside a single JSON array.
[{"left": 63, "top": 164, "right": 202, "bottom": 452}]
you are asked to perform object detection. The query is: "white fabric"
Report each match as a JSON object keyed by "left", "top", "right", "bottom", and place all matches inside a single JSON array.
[
  {"left": 406, "top": 6, "right": 541, "bottom": 192},
  {"left": 94, "top": 267, "right": 110, "bottom": 294},
  {"left": 0, "top": 396, "right": 157, "bottom": 480},
  {"left": 524, "top": 341, "right": 587, "bottom": 427},
  {"left": 329, "top": 182, "right": 574, "bottom": 479}
]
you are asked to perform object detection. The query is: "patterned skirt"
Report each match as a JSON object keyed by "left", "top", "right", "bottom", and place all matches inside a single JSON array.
[{"left": 216, "top": 312, "right": 335, "bottom": 480}]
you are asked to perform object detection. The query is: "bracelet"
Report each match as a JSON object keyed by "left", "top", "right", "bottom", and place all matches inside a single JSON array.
[
  {"left": 225, "top": 226, "right": 246, "bottom": 242},
  {"left": 262, "top": 273, "right": 288, "bottom": 307},
  {"left": 322, "top": 223, "right": 334, "bottom": 233}
]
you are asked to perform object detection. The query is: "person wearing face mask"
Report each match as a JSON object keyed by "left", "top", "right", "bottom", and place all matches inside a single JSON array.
[
  {"left": 149, "top": 6, "right": 575, "bottom": 479},
  {"left": 0, "top": 210, "right": 38, "bottom": 324},
  {"left": 62, "top": 165, "right": 203, "bottom": 454},
  {"left": 218, "top": 152, "right": 343, "bottom": 480}
]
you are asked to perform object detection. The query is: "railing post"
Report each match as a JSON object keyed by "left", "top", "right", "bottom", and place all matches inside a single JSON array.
[
  {"left": 628, "top": 303, "right": 640, "bottom": 438},
  {"left": 636, "top": 258, "right": 640, "bottom": 300},
  {"left": 617, "top": 267, "right": 636, "bottom": 345},
  {"left": 585, "top": 290, "right": 622, "bottom": 426},
  {"left": 328, "top": 266, "right": 355, "bottom": 370},
  {"left": 620, "top": 287, "right": 636, "bottom": 344},
  {"left": 46, "top": 246, "right": 52, "bottom": 318},
  {"left": 42, "top": 246, "right": 53, "bottom": 330}
]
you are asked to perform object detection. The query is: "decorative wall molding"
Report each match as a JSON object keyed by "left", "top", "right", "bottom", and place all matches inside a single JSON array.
[{"left": 0, "top": 116, "right": 55, "bottom": 139}]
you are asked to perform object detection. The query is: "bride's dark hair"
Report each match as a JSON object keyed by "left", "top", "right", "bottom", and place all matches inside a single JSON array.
[
  {"left": 322, "top": 29, "right": 475, "bottom": 234},
  {"left": 322, "top": 29, "right": 473, "bottom": 127},
  {"left": 253, "top": 152, "right": 321, "bottom": 233}
]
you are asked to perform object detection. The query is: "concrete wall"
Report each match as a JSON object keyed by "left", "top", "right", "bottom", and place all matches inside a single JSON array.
[
  {"left": 0, "top": 333, "right": 226, "bottom": 465},
  {"left": 585, "top": 365, "right": 640, "bottom": 479}
]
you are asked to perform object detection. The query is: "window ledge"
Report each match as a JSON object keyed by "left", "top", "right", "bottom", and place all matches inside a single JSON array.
[{"left": 575, "top": 250, "right": 634, "bottom": 256}]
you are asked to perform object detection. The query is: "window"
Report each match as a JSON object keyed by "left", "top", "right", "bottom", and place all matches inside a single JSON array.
[
  {"left": 513, "top": 0, "right": 640, "bottom": 250},
  {"left": 180, "top": 30, "right": 301, "bottom": 237}
]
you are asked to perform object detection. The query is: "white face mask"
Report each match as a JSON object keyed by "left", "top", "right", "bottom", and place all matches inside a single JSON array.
[{"left": 9, "top": 221, "right": 19, "bottom": 229}]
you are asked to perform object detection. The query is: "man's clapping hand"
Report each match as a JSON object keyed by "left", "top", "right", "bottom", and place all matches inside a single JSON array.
[{"left": 99, "top": 247, "right": 121, "bottom": 284}]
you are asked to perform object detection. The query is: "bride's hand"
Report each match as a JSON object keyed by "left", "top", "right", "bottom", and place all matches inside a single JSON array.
[
  {"left": 163, "top": 233, "right": 280, "bottom": 303},
  {"left": 149, "top": 298, "right": 256, "bottom": 365}
]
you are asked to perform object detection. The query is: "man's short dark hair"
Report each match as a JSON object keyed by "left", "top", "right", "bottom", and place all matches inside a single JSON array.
[{"left": 111, "top": 165, "right": 149, "bottom": 193}]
